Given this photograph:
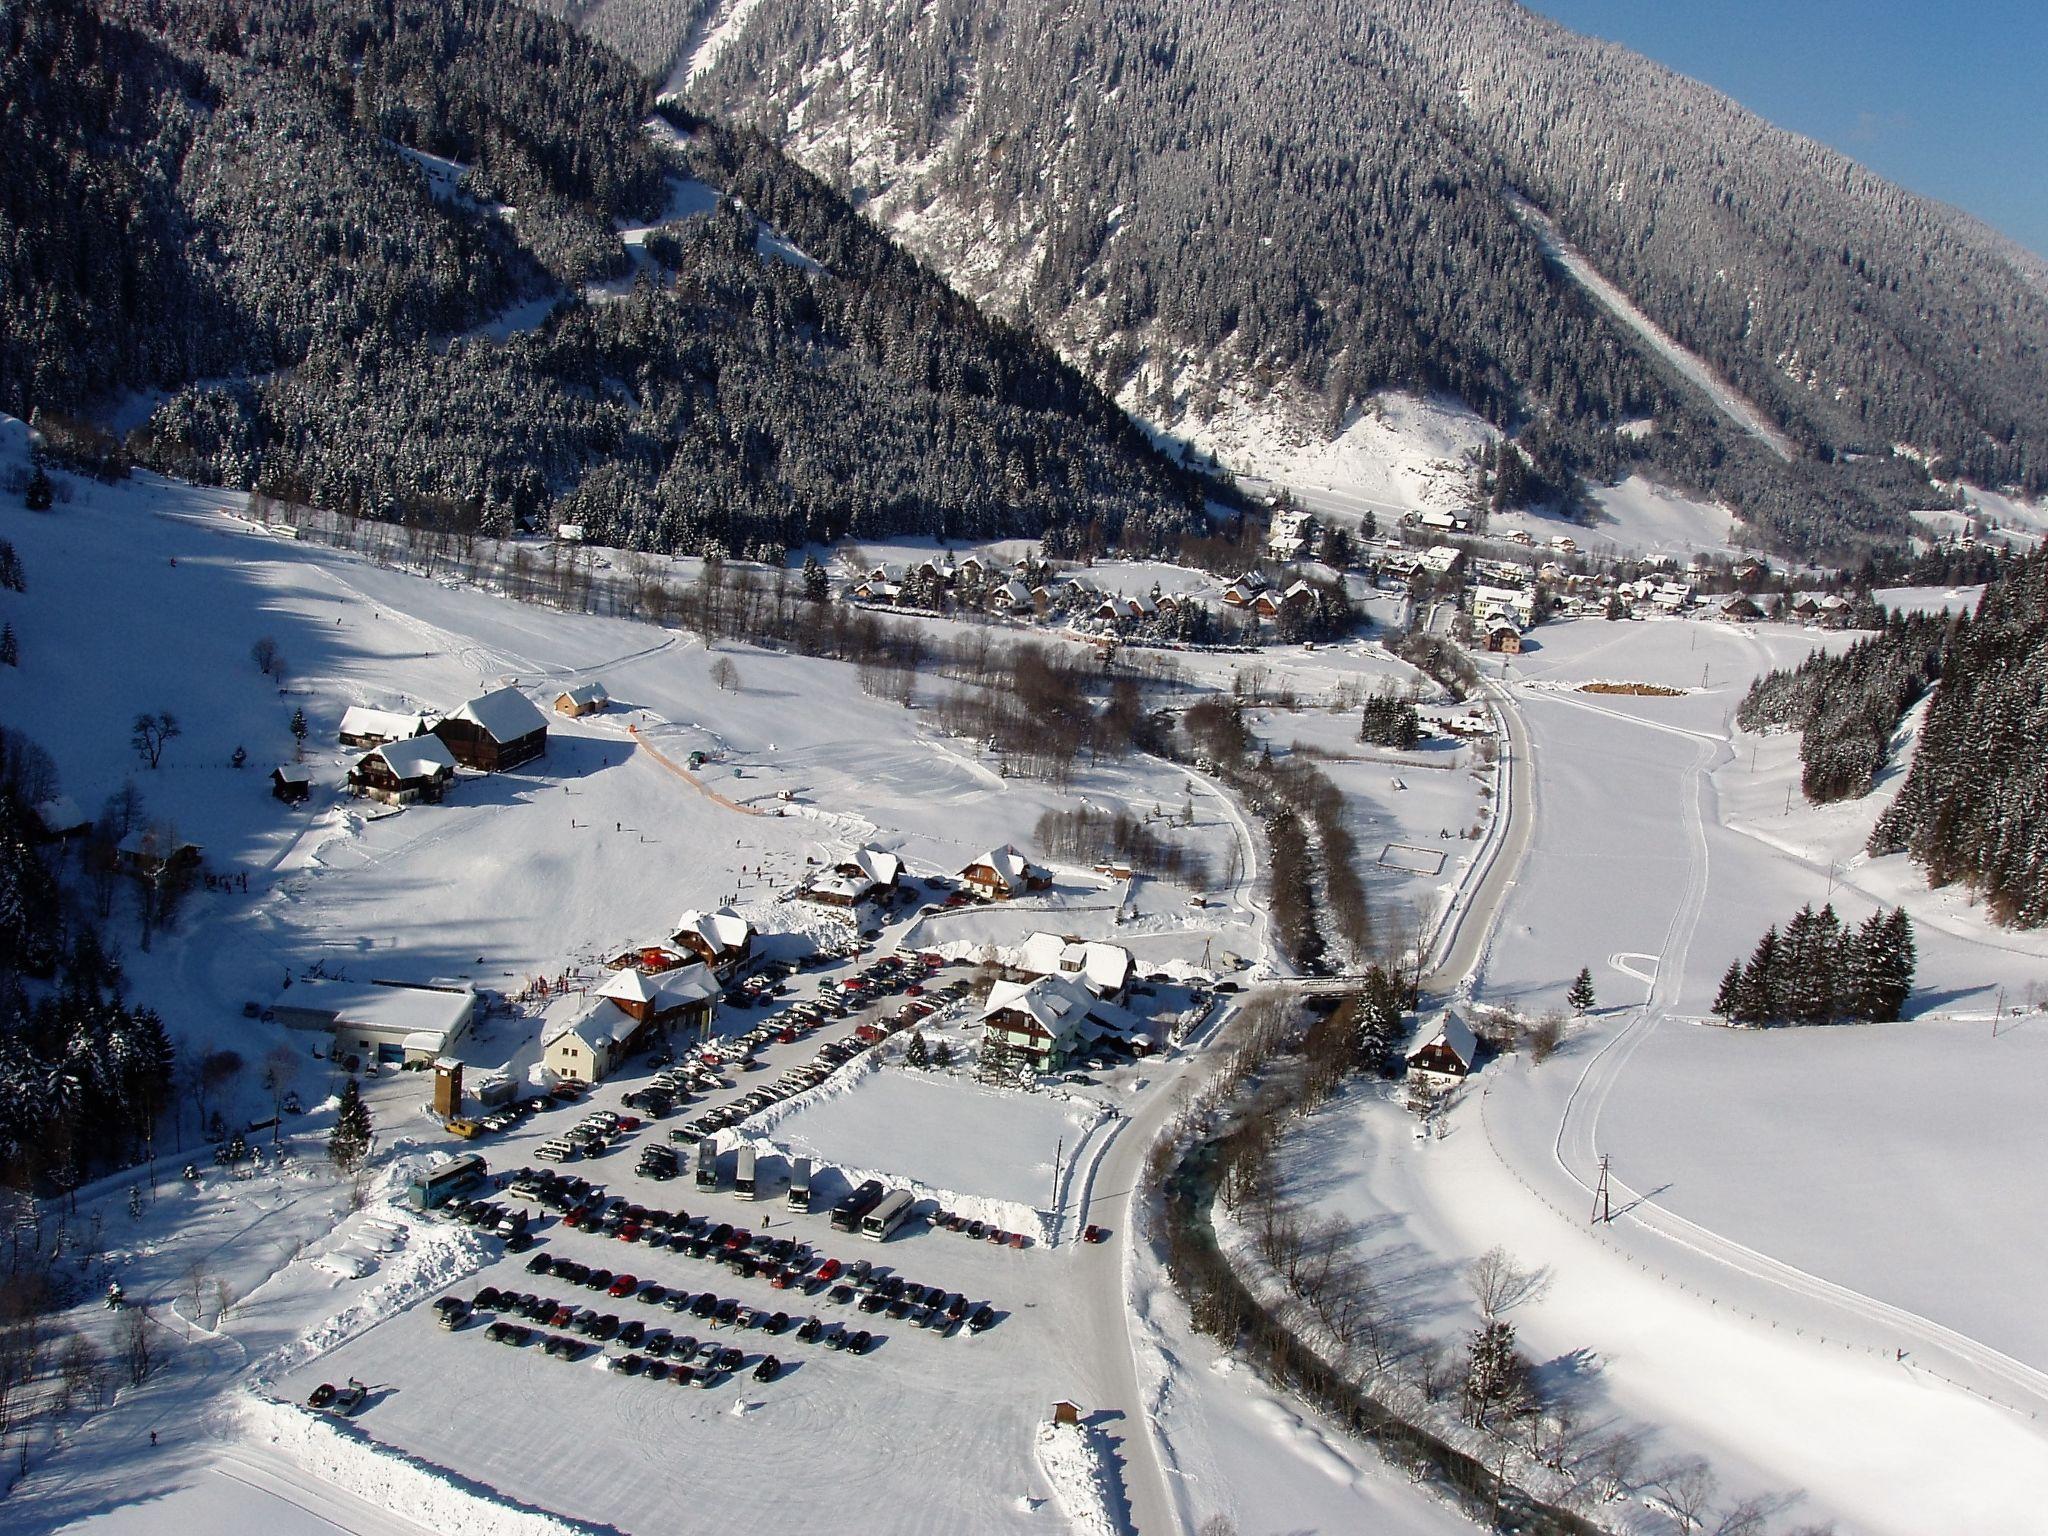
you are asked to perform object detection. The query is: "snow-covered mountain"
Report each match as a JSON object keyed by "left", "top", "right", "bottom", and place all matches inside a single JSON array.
[{"left": 623, "top": 0, "right": 2048, "bottom": 553}]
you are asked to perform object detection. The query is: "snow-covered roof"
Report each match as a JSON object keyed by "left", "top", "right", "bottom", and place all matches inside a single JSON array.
[
  {"left": 992, "top": 579, "right": 1033, "bottom": 606},
  {"left": 963, "top": 844, "right": 1047, "bottom": 893},
  {"left": 117, "top": 829, "right": 200, "bottom": 861},
  {"left": 541, "top": 995, "right": 639, "bottom": 1051},
  {"left": 556, "top": 682, "right": 609, "bottom": 709},
  {"left": 339, "top": 706, "right": 430, "bottom": 741},
  {"left": 451, "top": 687, "right": 547, "bottom": 743},
  {"left": 673, "top": 907, "right": 752, "bottom": 954},
  {"left": 367, "top": 735, "right": 456, "bottom": 781},
  {"left": 31, "top": 795, "right": 87, "bottom": 833},
  {"left": 982, "top": 973, "right": 1095, "bottom": 1033},
  {"left": 285, "top": 978, "right": 476, "bottom": 1045},
  {"left": 1407, "top": 1008, "right": 1477, "bottom": 1070},
  {"left": 272, "top": 764, "right": 313, "bottom": 784},
  {"left": 597, "top": 961, "right": 718, "bottom": 1011},
  {"left": 1015, "top": 932, "right": 1133, "bottom": 997}
]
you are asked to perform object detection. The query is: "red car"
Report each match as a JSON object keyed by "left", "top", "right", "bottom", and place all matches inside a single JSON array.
[
  {"left": 816, "top": 1257, "right": 842, "bottom": 1282},
  {"left": 905, "top": 984, "right": 924, "bottom": 997},
  {"left": 618, "top": 1223, "right": 643, "bottom": 1243},
  {"left": 616, "top": 1115, "right": 641, "bottom": 1132},
  {"left": 607, "top": 1275, "right": 638, "bottom": 1297},
  {"left": 1083, "top": 1225, "right": 1108, "bottom": 1244},
  {"left": 725, "top": 1229, "right": 750, "bottom": 1250}
]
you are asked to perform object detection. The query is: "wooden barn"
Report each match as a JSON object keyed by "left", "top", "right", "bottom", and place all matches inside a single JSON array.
[
  {"left": 434, "top": 687, "right": 547, "bottom": 771},
  {"left": 271, "top": 764, "right": 313, "bottom": 804},
  {"left": 554, "top": 682, "right": 609, "bottom": 717},
  {"left": 348, "top": 736, "right": 456, "bottom": 806}
]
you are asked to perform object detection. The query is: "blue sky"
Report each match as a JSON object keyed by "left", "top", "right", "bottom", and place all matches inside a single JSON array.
[{"left": 1525, "top": 1, "right": 2048, "bottom": 258}]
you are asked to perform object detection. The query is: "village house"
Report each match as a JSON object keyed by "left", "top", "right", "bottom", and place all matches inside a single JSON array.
[
  {"left": 1419, "top": 544, "right": 1464, "bottom": 577},
  {"left": 851, "top": 575, "right": 902, "bottom": 605},
  {"left": 348, "top": 735, "right": 457, "bottom": 806},
  {"left": 1650, "top": 580, "right": 1695, "bottom": 613},
  {"left": 1549, "top": 534, "right": 1578, "bottom": 554},
  {"left": 1406, "top": 1008, "right": 1479, "bottom": 1083},
  {"left": 1250, "top": 580, "right": 1314, "bottom": 620},
  {"left": 1485, "top": 621, "right": 1524, "bottom": 654},
  {"left": 956, "top": 554, "right": 987, "bottom": 583},
  {"left": 337, "top": 706, "right": 433, "bottom": 749},
  {"left": 987, "top": 579, "right": 1035, "bottom": 614},
  {"left": 959, "top": 844, "right": 1053, "bottom": 901},
  {"left": 272, "top": 977, "right": 476, "bottom": 1068},
  {"left": 271, "top": 764, "right": 313, "bottom": 804},
  {"left": 1717, "top": 593, "right": 1766, "bottom": 623},
  {"left": 799, "top": 845, "right": 903, "bottom": 911},
  {"left": 1219, "top": 572, "right": 1268, "bottom": 607},
  {"left": 553, "top": 682, "right": 609, "bottom": 717},
  {"left": 978, "top": 973, "right": 1140, "bottom": 1076},
  {"left": 1013, "top": 931, "right": 1134, "bottom": 1003},
  {"left": 1470, "top": 582, "right": 1537, "bottom": 629},
  {"left": 1267, "top": 507, "right": 1316, "bottom": 560},
  {"left": 434, "top": 686, "right": 548, "bottom": 771},
  {"left": 1416, "top": 508, "right": 1469, "bottom": 534},
  {"left": 671, "top": 907, "right": 755, "bottom": 979}
]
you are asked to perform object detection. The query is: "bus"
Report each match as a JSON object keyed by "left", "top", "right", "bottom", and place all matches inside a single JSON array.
[
  {"left": 830, "top": 1179, "right": 885, "bottom": 1233},
  {"left": 860, "top": 1189, "right": 914, "bottom": 1242},
  {"left": 734, "top": 1145, "right": 757, "bottom": 1201},
  {"left": 696, "top": 1136, "right": 721, "bottom": 1190},
  {"left": 786, "top": 1157, "right": 812, "bottom": 1213},
  {"left": 408, "top": 1153, "right": 486, "bottom": 1211}
]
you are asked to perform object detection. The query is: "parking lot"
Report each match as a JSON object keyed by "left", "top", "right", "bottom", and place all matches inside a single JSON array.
[{"left": 269, "top": 941, "right": 1097, "bottom": 1533}]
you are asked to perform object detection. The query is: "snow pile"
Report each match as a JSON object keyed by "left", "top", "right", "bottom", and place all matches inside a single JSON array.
[
  {"left": 259, "top": 1205, "right": 488, "bottom": 1383},
  {"left": 1032, "top": 1419, "right": 1120, "bottom": 1536},
  {"left": 235, "top": 1394, "right": 613, "bottom": 1536}
]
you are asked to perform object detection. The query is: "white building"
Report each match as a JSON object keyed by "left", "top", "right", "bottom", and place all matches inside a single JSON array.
[{"left": 271, "top": 978, "right": 477, "bottom": 1067}]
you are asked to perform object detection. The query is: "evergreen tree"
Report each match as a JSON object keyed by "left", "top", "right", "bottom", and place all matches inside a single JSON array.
[
  {"left": 931, "top": 1038, "right": 952, "bottom": 1070},
  {"left": 23, "top": 463, "right": 52, "bottom": 512},
  {"left": 1734, "top": 926, "right": 1781, "bottom": 1024},
  {"left": 1711, "top": 959, "right": 1744, "bottom": 1020},
  {"left": 904, "top": 1031, "right": 929, "bottom": 1069},
  {"left": 289, "top": 706, "right": 308, "bottom": 755},
  {"left": 1359, "top": 692, "right": 1421, "bottom": 750},
  {"left": 1461, "top": 1319, "right": 1532, "bottom": 1428},
  {"left": 0, "top": 623, "right": 17, "bottom": 667},
  {"left": 1566, "top": 967, "right": 1595, "bottom": 1015},
  {"left": 328, "top": 1077, "right": 372, "bottom": 1174},
  {"left": 801, "top": 554, "right": 828, "bottom": 604},
  {"left": 1604, "top": 592, "right": 1629, "bottom": 622},
  {"left": 1865, "top": 907, "right": 1916, "bottom": 1021}
]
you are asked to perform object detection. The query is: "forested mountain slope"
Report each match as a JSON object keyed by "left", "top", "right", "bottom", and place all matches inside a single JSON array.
[
  {"left": 1, "top": 0, "right": 1202, "bottom": 557},
  {"left": 663, "top": 0, "right": 2048, "bottom": 553}
]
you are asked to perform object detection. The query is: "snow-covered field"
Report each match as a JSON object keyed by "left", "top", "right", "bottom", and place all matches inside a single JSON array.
[{"left": 1269, "top": 611, "right": 2048, "bottom": 1536}]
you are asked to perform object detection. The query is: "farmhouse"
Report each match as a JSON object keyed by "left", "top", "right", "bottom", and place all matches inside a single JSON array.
[
  {"left": 338, "top": 706, "right": 433, "bottom": 749},
  {"left": 960, "top": 844, "right": 1052, "bottom": 901},
  {"left": 1485, "top": 622, "right": 1524, "bottom": 655},
  {"left": 988, "top": 579, "right": 1035, "bottom": 614},
  {"left": 348, "top": 735, "right": 456, "bottom": 806},
  {"left": 1406, "top": 1008, "right": 1478, "bottom": 1081},
  {"left": 1219, "top": 572, "right": 1268, "bottom": 607},
  {"left": 272, "top": 977, "right": 476, "bottom": 1067},
  {"left": 671, "top": 907, "right": 754, "bottom": 978},
  {"left": 1420, "top": 544, "right": 1464, "bottom": 577},
  {"left": 434, "top": 687, "right": 548, "bottom": 771},
  {"left": 799, "top": 845, "right": 903, "bottom": 910},
  {"left": 271, "top": 764, "right": 313, "bottom": 804},
  {"left": 1250, "top": 580, "right": 1313, "bottom": 619},
  {"left": 1013, "top": 932, "right": 1134, "bottom": 1003},
  {"left": 978, "top": 973, "right": 1140, "bottom": 1075},
  {"left": 554, "top": 682, "right": 609, "bottom": 717},
  {"left": 1717, "top": 593, "right": 1766, "bottom": 622}
]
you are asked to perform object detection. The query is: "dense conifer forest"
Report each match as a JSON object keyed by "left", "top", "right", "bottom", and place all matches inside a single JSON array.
[{"left": 1, "top": 0, "right": 1206, "bottom": 561}]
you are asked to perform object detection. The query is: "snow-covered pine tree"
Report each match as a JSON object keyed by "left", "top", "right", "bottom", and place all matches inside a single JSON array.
[
  {"left": 328, "top": 1078, "right": 372, "bottom": 1174},
  {"left": 904, "top": 1031, "right": 929, "bottom": 1070},
  {"left": 1566, "top": 967, "right": 1595, "bottom": 1015},
  {"left": 1712, "top": 960, "right": 1744, "bottom": 1021}
]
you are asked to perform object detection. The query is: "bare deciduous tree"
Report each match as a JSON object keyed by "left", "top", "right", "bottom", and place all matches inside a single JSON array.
[
  {"left": 130, "top": 712, "right": 180, "bottom": 769},
  {"left": 1466, "top": 1244, "right": 1542, "bottom": 1318},
  {"left": 1651, "top": 1458, "right": 1719, "bottom": 1535},
  {"left": 709, "top": 655, "right": 740, "bottom": 693}
]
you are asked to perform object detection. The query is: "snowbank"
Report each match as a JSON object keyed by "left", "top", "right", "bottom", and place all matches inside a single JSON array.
[
  {"left": 236, "top": 1394, "right": 615, "bottom": 1536},
  {"left": 1033, "top": 1419, "right": 1121, "bottom": 1536}
]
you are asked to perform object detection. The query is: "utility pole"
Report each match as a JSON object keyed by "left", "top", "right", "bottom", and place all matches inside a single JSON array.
[
  {"left": 1050, "top": 1137, "right": 1063, "bottom": 1214},
  {"left": 1591, "top": 1155, "right": 1612, "bottom": 1225},
  {"left": 1993, "top": 986, "right": 2005, "bottom": 1039}
]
